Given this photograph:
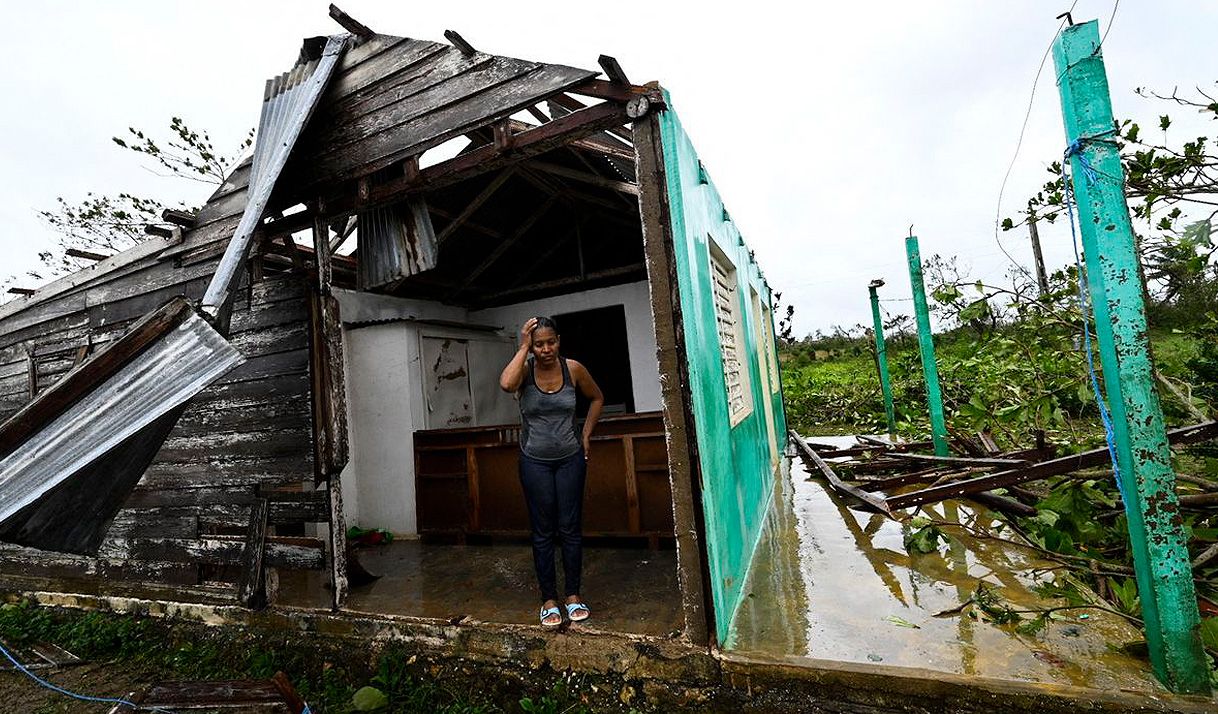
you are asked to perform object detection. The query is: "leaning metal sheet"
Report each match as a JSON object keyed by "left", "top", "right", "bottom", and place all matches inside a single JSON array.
[
  {"left": 202, "top": 34, "right": 351, "bottom": 318},
  {"left": 0, "top": 311, "right": 244, "bottom": 526}
]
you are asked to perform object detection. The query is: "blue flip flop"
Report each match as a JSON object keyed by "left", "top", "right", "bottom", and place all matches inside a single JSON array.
[
  {"left": 565, "top": 602, "right": 590, "bottom": 622},
  {"left": 539, "top": 605, "right": 562, "bottom": 627}
]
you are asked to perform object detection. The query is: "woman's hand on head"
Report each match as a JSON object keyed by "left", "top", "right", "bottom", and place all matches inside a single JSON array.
[{"left": 518, "top": 318, "right": 538, "bottom": 350}]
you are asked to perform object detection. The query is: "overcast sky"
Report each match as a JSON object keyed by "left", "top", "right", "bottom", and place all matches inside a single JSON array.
[{"left": 1, "top": 1, "right": 1213, "bottom": 335}]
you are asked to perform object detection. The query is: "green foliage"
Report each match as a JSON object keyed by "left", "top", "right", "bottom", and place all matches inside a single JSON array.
[
  {"left": 4, "top": 117, "right": 252, "bottom": 294},
  {"left": 352, "top": 686, "right": 390, "bottom": 711},
  {"left": 112, "top": 117, "right": 253, "bottom": 185},
  {"left": 1020, "top": 478, "right": 1118, "bottom": 556},
  {"left": 1109, "top": 578, "right": 1143, "bottom": 619},
  {"left": 903, "top": 518, "right": 948, "bottom": 554}
]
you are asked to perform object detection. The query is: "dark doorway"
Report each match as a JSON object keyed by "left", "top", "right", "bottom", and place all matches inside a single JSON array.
[{"left": 552, "top": 305, "right": 635, "bottom": 415}]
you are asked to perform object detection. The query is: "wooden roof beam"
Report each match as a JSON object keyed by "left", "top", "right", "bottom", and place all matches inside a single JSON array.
[
  {"left": 478, "top": 264, "right": 645, "bottom": 305},
  {"left": 364, "top": 99, "right": 635, "bottom": 209},
  {"left": 161, "top": 209, "right": 196, "bottom": 228},
  {"left": 444, "top": 30, "right": 477, "bottom": 57},
  {"left": 328, "top": 4, "right": 375, "bottom": 39},
  {"left": 598, "top": 55, "right": 631, "bottom": 85},
  {"left": 65, "top": 248, "right": 111, "bottom": 262},
  {"left": 527, "top": 160, "right": 638, "bottom": 196},
  {"left": 447, "top": 194, "right": 559, "bottom": 300},
  {"left": 435, "top": 167, "right": 516, "bottom": 245},
  {"left": 550, "top": 93, "right": 633, "bottom": 144},
  {"left": 268, "top": 100, "right": 638, "bottom": 235},
  {"left": 428, "top": 207, "right": 504, "bottom": 241}
]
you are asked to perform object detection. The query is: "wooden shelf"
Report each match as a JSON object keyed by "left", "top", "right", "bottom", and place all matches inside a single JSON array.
[{"left": 414, "top": 413, "right": 673, "bottom": 540}]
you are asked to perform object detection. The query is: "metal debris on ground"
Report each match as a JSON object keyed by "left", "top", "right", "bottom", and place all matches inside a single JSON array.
[{"left": 791, "top": 421, "right": 1218, "bottom": 515}]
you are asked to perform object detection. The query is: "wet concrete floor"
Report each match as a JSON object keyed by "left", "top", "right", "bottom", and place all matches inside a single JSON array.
[
  {"left": 278, "top": 540, "right": 682, "bottom": 636},
  {"left": 729, "top": 440, "right": 1163, "bottom": 693}
]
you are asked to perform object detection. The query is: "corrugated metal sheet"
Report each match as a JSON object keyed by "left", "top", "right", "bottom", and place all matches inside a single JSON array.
[
  {"left": 202, "top": 34, "right": 351, "bottom": 320},
  {"left": 356, "top": 196, "right": 438, "bottom": 290},
  {"left": 0, "top": 311, "right": 243, "bottom": 549}
]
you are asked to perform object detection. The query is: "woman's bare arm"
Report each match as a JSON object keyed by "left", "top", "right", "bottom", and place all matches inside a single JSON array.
[
  {"left": 568, "top": 359, "right": 604, "bottom": 459},
  {"left": 499, "top": 318, "right": 537, "bottom": 392}
]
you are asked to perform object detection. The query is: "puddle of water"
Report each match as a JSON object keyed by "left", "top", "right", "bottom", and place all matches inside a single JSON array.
[{"left": 729, "top": 437, "right": 1163, "bottom": 693}]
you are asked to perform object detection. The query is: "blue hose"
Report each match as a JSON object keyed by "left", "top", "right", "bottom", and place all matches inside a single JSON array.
[{"left": 0, "top": 636, "right": 178, "bottom": 713}]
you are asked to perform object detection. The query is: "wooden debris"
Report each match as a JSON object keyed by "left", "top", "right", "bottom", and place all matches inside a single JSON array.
[
  {"left": 885, "top": 420, "right": 1218, "bottom": 510},
  {"left": 790, "top": 430, "right": 891, "bottom": 515},
  {"left": 106, "top": 671, "right": 307, "bottom": 713}
]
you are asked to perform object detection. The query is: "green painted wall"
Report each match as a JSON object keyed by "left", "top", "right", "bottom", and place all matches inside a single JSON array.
[{"left": 658, "top": 100, "right": 787, "bottom": 643}]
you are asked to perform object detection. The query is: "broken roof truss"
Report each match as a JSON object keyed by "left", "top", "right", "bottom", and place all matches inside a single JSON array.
[{"left": 0, "top": 7, "right": 662, "bottom": 556}]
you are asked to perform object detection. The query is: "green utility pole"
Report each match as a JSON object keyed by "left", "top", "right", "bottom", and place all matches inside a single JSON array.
[
  {"left": 868, "top": 279, "right": 897, "bottom": 438},
  {"left": 905, "top": 236, "right": 949, "bottom": 456},
  {"left": 1054, "top": 20, "right": 1209, "bottom": 694}
]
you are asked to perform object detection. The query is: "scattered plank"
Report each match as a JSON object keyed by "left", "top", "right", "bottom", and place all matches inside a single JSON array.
[
  {"left": 791, "top": 431, "right": 891, "bottom": 516},
  {"left": 885, "top": 420, "right": 1218, "bottom": 510},
  {"left": 885, "top": 452, "right": 1031, "bottom": 469}
]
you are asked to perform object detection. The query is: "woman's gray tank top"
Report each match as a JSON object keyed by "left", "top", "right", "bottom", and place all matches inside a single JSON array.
[{"left": 519, "top": 357, "right": 580, "bottom": 461}]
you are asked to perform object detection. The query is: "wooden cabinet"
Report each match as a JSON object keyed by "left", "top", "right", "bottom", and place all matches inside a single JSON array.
[{"left": 414, "top": 412, "right": 674, "bottom": 544}]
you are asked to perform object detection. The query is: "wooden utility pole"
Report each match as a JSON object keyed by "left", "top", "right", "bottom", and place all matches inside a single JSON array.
[
  {"left": 1027, "top": 208, "right": 1050, "bottom": 295},
  {"left": 905, "top": 236, "right": 949, "bottom": 456},
  {"left": 1054, "top": 19, "right": 1209, "bottom": 694}
]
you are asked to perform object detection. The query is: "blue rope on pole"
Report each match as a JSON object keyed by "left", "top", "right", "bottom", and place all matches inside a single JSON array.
[
  {"left": 1061, "top": 137, "right": 1126, "bottom": 506},
  {"left": 0, "top": 636, "right": 179, "bottom": 713}
]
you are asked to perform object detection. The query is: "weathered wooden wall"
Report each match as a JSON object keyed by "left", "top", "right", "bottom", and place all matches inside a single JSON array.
[{"left": 0, "top": 166, "right": 322, "bottom": 598}]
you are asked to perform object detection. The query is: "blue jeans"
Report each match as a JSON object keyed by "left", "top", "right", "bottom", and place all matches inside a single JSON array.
[{"left": 519, "top": 449, "right": 586, "bottom": 602}]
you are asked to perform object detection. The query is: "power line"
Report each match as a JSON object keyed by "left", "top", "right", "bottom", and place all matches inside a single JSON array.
[
  {"left": 1098, "top": 0, "right": 1121, "bottom": 50},
  {"left": 991, "top": 1, "right": 1080, "bottom": 281}
]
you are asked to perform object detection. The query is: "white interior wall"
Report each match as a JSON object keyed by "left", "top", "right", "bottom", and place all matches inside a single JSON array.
[
  {"left": 342, "top": 322, "right": 418, "bottom": 534},
  {"left": 468, "top": 281, "right": 662, "bottom": 412}
]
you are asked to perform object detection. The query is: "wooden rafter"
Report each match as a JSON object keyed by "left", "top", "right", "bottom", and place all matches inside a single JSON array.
[
  {"left": 447, "top": 194, "right": 559, "bottom": 299},
  {"left": 329, "top": 3, "right": 375, "bottom": 39},
  {"left": 526, "top": 105, "right": 550, "bottom": 124},
  {"left": 528, "top": 160, "right": 638, "bottom": 195},
  {"left": 265, "top": 99, "right": 639, "bottom": 235},
  {"left": 428, "top": 207, "right": 503, "bottom": 240},
  {"left": 597, "top": 55, "right": 631, "bottom": 85},
  {"left": 505, "top": 221, "right": 582, "bottom": 292},
  {"left": 478, "top": 264, "right": 645, "bottom": 304},
  {"left": 551, "top": 93, "right": 633, "bottom": 144},
  {"left": 436, "top": 167, "right": 516, "bottom": 244},
  {"left": 65, "top": 248, "right": 110, "bottom": 262}
]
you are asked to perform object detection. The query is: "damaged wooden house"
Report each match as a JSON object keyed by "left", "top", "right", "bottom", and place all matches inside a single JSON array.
[{"left": 0, "top": 9, "right": 784, "bottom": 650}]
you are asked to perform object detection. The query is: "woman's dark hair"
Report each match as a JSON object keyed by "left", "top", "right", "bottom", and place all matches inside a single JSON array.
[{"left": 530, "top": 316, "right": 559, "bottom": 335}]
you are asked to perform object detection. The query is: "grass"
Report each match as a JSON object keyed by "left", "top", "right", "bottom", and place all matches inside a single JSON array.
[{"left": 0, "top": 602, "right": 635, "bottom": 713}]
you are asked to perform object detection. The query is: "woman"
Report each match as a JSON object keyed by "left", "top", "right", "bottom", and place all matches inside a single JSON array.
[{"left": 499, "top": 316, "right": 604, "bottom": 627}]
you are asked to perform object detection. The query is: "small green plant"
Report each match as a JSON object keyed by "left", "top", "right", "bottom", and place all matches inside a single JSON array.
[{"left": 903, "top": 517, "right": 948, "bottom": 554}]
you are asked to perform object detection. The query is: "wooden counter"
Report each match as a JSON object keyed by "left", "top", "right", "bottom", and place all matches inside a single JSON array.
[{"left": 414, "top": 412, "right": 674, "bottom": 544}]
